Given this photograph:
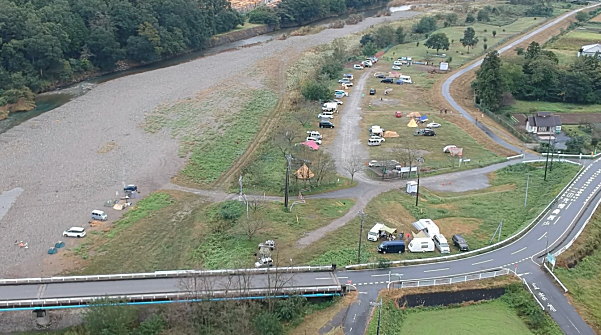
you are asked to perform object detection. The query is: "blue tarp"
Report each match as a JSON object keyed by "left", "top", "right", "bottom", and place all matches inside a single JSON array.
[{"left": 420, "top": 115, "right": 428, "bottom": 121}]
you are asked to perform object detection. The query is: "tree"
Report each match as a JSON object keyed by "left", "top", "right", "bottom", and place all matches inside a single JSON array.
[
  {"left": 248, "top": 5, "right": 280, "bottom": 26},
  {"left": 343, "top": 156, "right": 363, "bottom": 182},
  {"left": 373, "top": 25, "right": 396, "bottom": 48},
  {"left": 395, "top": 26, "right": 406, "bottom": 44},
  {"left": 477, "top": 9, "right": 490, "bottom": 22},
  {"left": 301, "top": 80, "right": 330, "bottom": 101},
  {"left": 460, "top": 27, "right": 478, "bottom": 53},
  {"left": 465, "top": 13, "right": 475, "bottom": 23},
  {"left": 444, "top": 13, "right": 458, "bottom": 27},
  {"left": 239, "top": 200, "right": 265, "bottom": 240},
  {"left": 413, "top": 16, "right": 437, "bottom": 34},
  {"left": 424, "top": 33, "right": 450, "bottom": 54},
  {"left": 492, "top": 30, "right": 497, "bottom": 37},
  {"left": 292, "top": 105, "right": 315, "bottom": 127},
  {"left": 525, "top": 41, "right": 541, "bottom": 60},
  {"left": 84, "top": 299, "right": 138, "bottom": 335},
  {"left": 576, "top": 11, "right": 589, "bottom": 22},
  {"left": 473, "top": 51, "right": 504, "bottom": 112},
  {"left": 272, "top": 125, "right": 298, "bottom": 156}
]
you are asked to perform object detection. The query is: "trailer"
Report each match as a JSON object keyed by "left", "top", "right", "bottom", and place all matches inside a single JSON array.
[{"left": 408, "top": 231, "right": 435, "bottom": 252}]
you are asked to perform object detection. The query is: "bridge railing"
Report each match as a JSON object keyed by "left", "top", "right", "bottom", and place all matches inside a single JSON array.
[
  {"left": 0, "top": 285, "right": 343, "bottom": 309},
  {"left": 0, "top": 265, "right": 335, "bottom": 285},
  {"left": 387, "top": 268, "right": 510, "bottom": 290}
]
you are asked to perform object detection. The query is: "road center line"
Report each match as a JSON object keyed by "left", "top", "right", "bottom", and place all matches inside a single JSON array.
[
  {"left": 471, "top": 259, "right": 494, "bottom": 266},
  {"left": 511, "top": 247, "right": 527, "bottom": 255},
  {"left": 538, "top": 232, "right": 547, "bottom": 241},
  {"left": 424, "top": 267, "right": 449, "bottom": 273}
]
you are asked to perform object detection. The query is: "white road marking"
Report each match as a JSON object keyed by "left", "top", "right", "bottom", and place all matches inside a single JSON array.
[
  {"left": 371, "top": 274, "right": 389, "bottom": 277},
  {"left": 567, "top": 317, "right": 581, "bottom": 334},
  {"left": 517, "top": 272, "right": 530, "bottom": 277},
  {"left": 315, "top": 277, "right": 332, "bottom": 280},
  {"left": 471, "top": 259, "right": 494, "bottom": 265},
  {"left": 511, "top": 247, "right": 527, "bottom": 255},
  {"left": 337, "top": 276, "right": 348, "bottom": 279},
  {"left": 538, "top": 232, "right": 547, "bottom": 240},
  {"left": 552, "top": 209, "right": 560, "bottom": 215},
  {"left": 424, "top": 267, "right": 449, "bottom": 273}
]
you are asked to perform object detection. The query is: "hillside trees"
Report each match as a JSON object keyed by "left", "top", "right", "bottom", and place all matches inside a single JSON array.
[
  {"left": 424, "top": 33, "right": 450, "bottom": 54},
  {"left": 0, "top": 0, "right": 242, "bottom": 107},
  {"left": 460, "top": 27, "right": 478, "bottom": 53}
]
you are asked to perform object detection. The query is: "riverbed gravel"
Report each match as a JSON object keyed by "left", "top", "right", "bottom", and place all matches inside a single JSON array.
[{"left": 0, "top": 11, "right": 420, "bottom": 278}]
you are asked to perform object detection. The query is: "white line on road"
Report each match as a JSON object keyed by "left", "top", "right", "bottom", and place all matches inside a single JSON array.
[
  {"left": 471, "top": 259, "right": 493, "bottom": 266},
  {"left": 424, "top": 267, "right": 449, "bottom": 273},
  {"left": 511, "top": 247, "right": 527, "bottom": 255},
  {"left": 315, "top": 277, "right": 332, "bottom": 280},
  {"left": 538, "top": 232, "right": 547, "bottom": 241},
  {"left": 337, "top": 276, "right": 348, "bottom": 279},
  {"left": 371, "top": 274, "right": 389, "bottom": 277},
  {"left": 567, "top": 317, "right": 581, "bottom": 334}
]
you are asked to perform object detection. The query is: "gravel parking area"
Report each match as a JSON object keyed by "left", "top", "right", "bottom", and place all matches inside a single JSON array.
[{"left": 0, "top": 11, "right": 420, "bottom": 278}]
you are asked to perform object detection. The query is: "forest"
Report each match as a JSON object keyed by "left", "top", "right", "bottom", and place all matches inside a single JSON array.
[{"left": 0, "top": 0, "right": 243, "bottom": 110}]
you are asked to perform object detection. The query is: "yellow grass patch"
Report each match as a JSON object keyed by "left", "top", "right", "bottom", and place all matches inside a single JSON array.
[
  {"left": 436, "top": 217, "right": 482, "bottom": 236},
  {"left": 97, "top": 141, "right": 118, "bottom": 153}
]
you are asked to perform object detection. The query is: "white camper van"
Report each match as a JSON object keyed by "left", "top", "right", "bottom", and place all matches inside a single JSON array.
[
  {"left": 368, "top": 223, "right": 385, "bottom": 242},
  {"left": 433, "top": 234, "right": 451, "bottom": 254},
  {"left": 408, "top": 231, "right": 435, "bottom": 252}
]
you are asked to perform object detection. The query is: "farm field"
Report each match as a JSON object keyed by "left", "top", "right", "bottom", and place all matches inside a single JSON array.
[{"left": 500, "top": 100, "right": 601, "bottom": 115}]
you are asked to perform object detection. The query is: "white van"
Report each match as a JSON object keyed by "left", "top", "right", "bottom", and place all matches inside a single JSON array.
[
  {"left": 433, "top": 234, "right": 450, "bottom": 253},
  {"left": 398, "top": 75, "right": 413, "bottom": 84},
  {"left": 91, "top": 210, "right": 108, "bottom": 221},
  {"left": 368, "top": 223, "right": 385, "bottom": 242}
]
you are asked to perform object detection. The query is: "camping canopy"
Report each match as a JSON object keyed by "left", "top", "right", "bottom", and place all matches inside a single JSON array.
[
  {"left": 407, "top": 111, "right": 421, "bottom": 118},
  {"left": 449, "top": 147, "right": 463, "bottom": 156},
  {"left": 407, "top": 118, "right": 418, "bottom": 128},
  {"left": 382, "top": 225, "right": 397, "bottom": 234},
  {"left": 383, "top": 130, "right": 399, "bottom": 138},
  {"left": 295, "top": 164, "right": 314, "bottom": 180},
  {"left": 301, "top": 140, "right": 319, "bottom": 150},
  {"left": 443, "top": 145, "right": 457, "bottom": 153},
  {"left": 419, "top": 115, "right": 428, "bottom": 122}
]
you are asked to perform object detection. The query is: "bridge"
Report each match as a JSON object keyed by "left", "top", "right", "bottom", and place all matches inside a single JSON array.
[{"left": 0, "top": 266, "right": 342, "bottom": 311}]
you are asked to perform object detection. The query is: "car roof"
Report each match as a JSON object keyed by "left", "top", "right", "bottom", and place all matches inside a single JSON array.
[{"left": 67, "top": 227, "right": 85, "bottom": 232}]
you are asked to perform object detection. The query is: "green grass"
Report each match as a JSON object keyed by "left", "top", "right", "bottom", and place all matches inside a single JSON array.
[
  {"left": 361, "top": 113, "right": 501, "bottom": 171},
  {"left": 397, "top": 300, "right": 533, "bottom": 334},
  {"left": 365, "top": 283, "right": 561, "bottom": 335},
  {"left": 501, "top": 100, "right": 601, "bottom": 115},
  {"left": 181, "top": 90, "right": 278, "bottom": 184},
  {"left": 300, "top": 162, "right": 579, "bottom": 266},
  {"left": 385, "top": 17, "right": 548, "bottom": 69},
  {"left": 69, "top": 193, "right": 355, "bottom": 274},
  {"left": 555, "top": 212, "right": 601, "bottom": 333},
  {"left": 546, "top": 30, "right": 601, "bottom": 50}
]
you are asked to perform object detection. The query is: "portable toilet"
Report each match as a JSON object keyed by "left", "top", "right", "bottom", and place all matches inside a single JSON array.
[{"left": 406, "top": 181, "right": 418, "bottom": 194}]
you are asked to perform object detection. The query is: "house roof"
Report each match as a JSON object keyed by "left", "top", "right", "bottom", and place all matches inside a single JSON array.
[
  {"left": 527, "top": 112, "right": 562, "bottom": 128},
  {"left": 582, "top": 44, "right": 601, "bottom": 53}
]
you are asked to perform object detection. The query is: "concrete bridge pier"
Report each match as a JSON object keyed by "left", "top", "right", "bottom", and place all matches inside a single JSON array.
[{"left": 33, "top": 309, "right": 49, "bottom": 327}]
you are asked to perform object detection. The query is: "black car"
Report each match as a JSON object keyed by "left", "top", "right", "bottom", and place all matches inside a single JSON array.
[
  {"left": 369, "top": 88, "right": 376, "bottom": 95},
  {"left": 376, "top": 73, "right": 386, "bottom": 78},
  {"left": 380, "top": 78, "right": 394, "bottom": 83},
  {"left": 452, "top": 234, "right": 469, "bottom": 251},
  {"left": 319, "top": 120, "right": 335, "bottom": 128},
  {"left": 414, "top": 129, "right": 436, "bottom": 136}
]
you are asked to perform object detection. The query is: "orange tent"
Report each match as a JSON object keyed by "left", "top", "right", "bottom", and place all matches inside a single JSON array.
[{"left": 295, "top": 164, "right": 314, "bottom": 180}]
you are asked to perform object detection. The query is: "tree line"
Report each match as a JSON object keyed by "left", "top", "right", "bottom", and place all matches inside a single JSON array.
[
  {"left": 0, "top": 0, "right": 243, "bottom": 107},
  {"left": 474, "top": 42, "right": 601, "bottom": 113}
]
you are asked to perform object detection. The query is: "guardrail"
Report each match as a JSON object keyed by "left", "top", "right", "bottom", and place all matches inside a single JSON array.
[
  {"left": 346, "top": 161, "right": 586, "bottom": 270},
  {"left": 387, "top": 268, "right": 510, "bottom": 290},
  {"left": 0, "top": 285, "right": 344, "bottom": 309},
  {"left": 0, "top": 265, "right": 335, "bottom": 285}
]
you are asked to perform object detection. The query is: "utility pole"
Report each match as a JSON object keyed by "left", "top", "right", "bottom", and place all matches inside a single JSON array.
[
  {"left": 357, "top": 211, "right": 366, "bottom": 263},
  {"left": 415, "top": 157, "right": 424, "bottom": 207},
  {"left": 524, "top": 174, "right": 530, "bottom": 208},
  {"left": 284, "top": 154, "right": 292, "bottom": 211},
  {"left": 550, "top": 139, "right": 556, "bottom": 172},
  {"left": 543, "top": 136, "right": 551, "bottom": 181},
  {"left": 376, "top": 298, "right": 383, "bottom": 335}
]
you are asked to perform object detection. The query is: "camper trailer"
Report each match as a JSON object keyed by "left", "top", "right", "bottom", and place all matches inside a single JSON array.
[
  {"left": 408, "top": 231, "right": 435, "bottom": 252},
  {"left": 411, "top": 219, "right": 440, "bottom": 238}
]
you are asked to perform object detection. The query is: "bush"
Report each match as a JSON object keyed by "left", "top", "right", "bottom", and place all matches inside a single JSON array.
[
  {"left": 413, "top": 16, "right": 437, "bottom": 34},
  {"left": 219, "top": 200, "right": 245, "bottom": 221},
  {"left": 248, "top": 6, "right": 280, "bottom": 27},
  {"left": 301, "top": 80, "right": 330, "bottom": 101},
  {"left": 84, "top": 300, "right": 138, "bottom": 335},
  {"left": 253, "top": 312, "right": 283, "bottom": 335},
  {"left": 274, "top": 296, "right": 307, "bottom": 321}
]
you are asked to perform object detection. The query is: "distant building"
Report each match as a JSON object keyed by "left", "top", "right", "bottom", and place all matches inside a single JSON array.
[
  {"left": 526, "top": 112, "right": 562, "bottom": 135},
  {"left": 578, "top": 44, "right": 601, "bottom": 58}
]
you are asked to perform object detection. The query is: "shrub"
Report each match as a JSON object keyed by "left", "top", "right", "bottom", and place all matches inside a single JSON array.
[
  {"left": 219, "top": 200, "right": 245, "bottom": 221},
  {"left": 253, "top": 312, "right": 283, "bottom": 335}
]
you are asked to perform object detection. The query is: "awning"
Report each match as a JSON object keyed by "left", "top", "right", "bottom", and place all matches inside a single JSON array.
[{"left": 382, "top": 225, "right": 397, "bottom": 234}]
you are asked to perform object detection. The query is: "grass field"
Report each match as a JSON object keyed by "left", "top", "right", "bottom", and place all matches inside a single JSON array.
[
  {"left": 361, "top": 111, "right": 501, "bottom": 171},
  {"left": 501, "top": 99, "right": 601, "bottom": 115},
  {"left": 67, "top": 191, "right": 355, "bottom": 274},
  {"left": 299, "top": 162, "right": 579, "bottom": 266},
  {"left": 365, "top": 282, "right": 561, "bottom": 335},
  {"left": 555, "top": 211, "right": 601, "bottom": 333},
  {"left": 396, "top": 300, "right": 533, "bottom": 334},
  {"left": 385, "top": 17, "right": 548, "bottom": 69}
]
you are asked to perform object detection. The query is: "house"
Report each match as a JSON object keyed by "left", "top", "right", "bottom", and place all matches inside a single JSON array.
[
  {"left": 578, "top": 44, "right": 601, "bottom": 58},
  {"left": 526, "top": 112, "right": 562, "bottom": 135}
]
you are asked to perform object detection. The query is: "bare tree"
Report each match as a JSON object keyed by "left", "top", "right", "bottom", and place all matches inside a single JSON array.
[
  {"left": 240, "top": 199, "right": 266, "bottom": 240},
  {"left": 343, "top": 155, "right": 363, "bottom": 182},
  {"left": 271, "top": 125, "right": 298, "bottom": 157},
  {"left": 310, "top": 151, "right": 336, "bottom": 186},
  {"left": 292, "top": 103, "right": 317, "bottom": 127}
]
